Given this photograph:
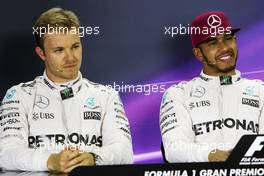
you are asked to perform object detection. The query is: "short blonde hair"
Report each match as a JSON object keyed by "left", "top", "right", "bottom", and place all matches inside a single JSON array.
[{"left": 34, "top": 7, "right": 80, "bottom": 49}]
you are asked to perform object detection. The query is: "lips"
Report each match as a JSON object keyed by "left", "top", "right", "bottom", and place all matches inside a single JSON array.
[
  {"left": 216, "top": 52, "right": 233, "bottom": 61},
  {"left": 63, "top": 64, "right": 77, "bottom": 68}
]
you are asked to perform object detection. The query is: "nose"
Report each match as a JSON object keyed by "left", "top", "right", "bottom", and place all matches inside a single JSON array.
[
  {"left": 218, "top": 39, "right": 229, "bottom": 50},
  {"left": 64, "top": 49, "right": 76, "bottom": 62}
]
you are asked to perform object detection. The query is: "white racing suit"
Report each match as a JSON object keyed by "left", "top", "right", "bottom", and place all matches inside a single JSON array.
[
  {"left": 0, "top": 72, "right": 133, "bottom": 171},
  {"left": 160, "top": 70, "right": 264, "bottom": 162}
]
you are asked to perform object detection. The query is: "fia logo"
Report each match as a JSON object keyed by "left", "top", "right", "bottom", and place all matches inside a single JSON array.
[
  {"left": 245, "top": 136, "right": 264, "bottom": 157},
  {"left": 240, "top": 136, "right": 264, "bottom": 165}
]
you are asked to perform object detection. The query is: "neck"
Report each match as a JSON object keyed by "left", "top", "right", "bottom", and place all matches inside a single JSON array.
[
  {"left": 46, "top": 70, "right": 78, "bottom": 84},
  {"left": 203, "top": 67, "right": 236, "bottom": 77}
]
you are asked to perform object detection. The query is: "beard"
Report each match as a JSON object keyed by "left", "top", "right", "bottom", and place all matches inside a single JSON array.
[
  {"left": 202, "top": 50, "right": 238, "bottom": 74},
  {"left": 216, "top": 64, "right": 236, "bottom": 73}
]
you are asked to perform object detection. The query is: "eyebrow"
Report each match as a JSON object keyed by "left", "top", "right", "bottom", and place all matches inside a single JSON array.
[
  {"left": 51, "top": 46, "right": 64, "bottom": 50},
  {"left": 204, "top": 37, "right": 217, "bottom": 43},
  {"left": 51, "top": 42, "right": 81, "bottom": 50},
  {"left": 224, "top": 33, "right": 234, "bottom": 37},
  {"left": 51, "top": 46, "right": 64, "bottom": 49},
  {"left": 72, "top": 42, "right": 81, "bottom": 46}
]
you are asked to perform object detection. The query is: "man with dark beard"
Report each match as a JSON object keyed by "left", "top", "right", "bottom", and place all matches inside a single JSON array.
[{"left": 160, "top": 11, "right": 264, "bottom": 163}]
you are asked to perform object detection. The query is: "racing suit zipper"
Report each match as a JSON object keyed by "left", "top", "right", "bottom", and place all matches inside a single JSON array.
[
  {"left": 60, "top": 100, "right": 70, "bottom": 139},
  {"left": 219, "top": 86, "right": 225, "bottom": 142}
]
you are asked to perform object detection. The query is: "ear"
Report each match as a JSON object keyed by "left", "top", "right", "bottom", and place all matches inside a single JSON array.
[
  {"left": 193, "top": 47, "right": 204, "bottom": 62},
  {"left": 35, "top": 46, "right": 46, "bottom": 61}
]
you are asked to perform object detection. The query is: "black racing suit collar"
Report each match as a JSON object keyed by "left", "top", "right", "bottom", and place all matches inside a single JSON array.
[{"left": 199, "top": 70, "right": 241, "bottom": 86}]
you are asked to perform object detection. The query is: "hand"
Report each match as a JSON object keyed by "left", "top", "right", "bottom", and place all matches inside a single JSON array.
[
  {"left": 208, "top": 149, "right": 232, "bottom": 162},
  {"left": 47, "top": 149, "right": 79, "bottom": 173},
  {"left": 47, "top": 148, "right": 95, "bottom": 173},
  {"left": 63, "top": 152, "right": 95, "bottom": 173}
]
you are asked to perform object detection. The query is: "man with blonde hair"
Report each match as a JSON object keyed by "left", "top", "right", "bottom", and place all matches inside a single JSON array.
[{"left": 0, "top": 7, "right": 133, "bottom": 173}]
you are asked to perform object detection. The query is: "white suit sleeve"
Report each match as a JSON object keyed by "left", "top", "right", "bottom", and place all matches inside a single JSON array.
[
  {"left": 0, "top": 86, "right": 52, "bottom": 171},
  {"left": 259, "top": 106, "right": 264, "bottom": 134},
  {"left": 91, "top": 90, "right": 133, "bottom": 165},
  {"left": 160, "top": 84, "right": 214, "bottom": 163},
  {"left": 258, "top": 82, "right": 264, "bottom": 134}
]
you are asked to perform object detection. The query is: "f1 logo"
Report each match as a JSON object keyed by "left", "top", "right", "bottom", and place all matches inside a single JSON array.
[{"left": 244, "top": 136, "right": 264, "bottom": 157}]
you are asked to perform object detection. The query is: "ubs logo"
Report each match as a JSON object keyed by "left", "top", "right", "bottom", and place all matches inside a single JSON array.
[
  {"left": 189, "top": 100, "right": 211, "bottom": 110},
  {"left": 32, "top": 112, "right": 54, "bottom": 121}
]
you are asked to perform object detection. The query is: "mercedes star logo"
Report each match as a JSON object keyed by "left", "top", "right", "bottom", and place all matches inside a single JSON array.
[
  {"left": 35, "top": 95, "right": 49, "bottom": 109},
  {"left": 207, "top": 14, "right": 222, "bottom": 27},
  {"left": 191, "top": 86, "right": 206, "bottom": 98}
]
